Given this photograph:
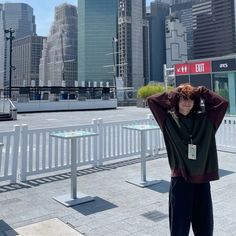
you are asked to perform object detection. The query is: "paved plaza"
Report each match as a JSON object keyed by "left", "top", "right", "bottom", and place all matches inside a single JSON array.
[
  {"left": 0, "top": 107, "right": 236, "bottom": 236},
  {"left": 0, "top": 106, "right": 151, "bottom": 132}
]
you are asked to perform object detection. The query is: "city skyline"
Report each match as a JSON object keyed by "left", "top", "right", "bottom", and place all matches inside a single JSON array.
[
  {"left": 0, "top": 0, "right": 154, "bottom": 36},
  {"left": 0, "top": 0, "right": 76, "bottom": 36}
]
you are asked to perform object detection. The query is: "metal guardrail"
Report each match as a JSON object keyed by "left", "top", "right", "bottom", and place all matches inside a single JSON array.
[{"left": 8, "top": 99, "right": 17, "bottom": 120}]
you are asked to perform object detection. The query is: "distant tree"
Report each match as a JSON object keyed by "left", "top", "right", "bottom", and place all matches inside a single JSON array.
[{"left": 137, "top": 84, "right": 173, "bottom": 107}]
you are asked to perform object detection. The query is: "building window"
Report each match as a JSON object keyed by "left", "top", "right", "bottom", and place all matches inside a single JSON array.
[{"left": 212, "top": 72, "right": 236, "bottom": 114}]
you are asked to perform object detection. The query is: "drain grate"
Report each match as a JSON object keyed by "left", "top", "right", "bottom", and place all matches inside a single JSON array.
[{"left": 141, "top": 210, "right": 167, "bottom": 222}]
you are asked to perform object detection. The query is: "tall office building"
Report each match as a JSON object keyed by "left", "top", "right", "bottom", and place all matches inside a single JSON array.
[
  {"left": 192, "top": 0, "right": 211, "bottom": 30},
  {"left": 147, "top": 0, "right": 171, "bottom": 4},
  {"left": 0, "top": 3, "right": 36, "bottom": 90},
  {"left": 118, "top": 0, "right": 147, "bottom": 89},
  {"left": 193, "top": 0, "right": 236, "bottom": 59},
  {"left": 39, "top": 4, "right": 78, "bottom": 87},
  {"left": 145, "top": 5, "right": 151, "bottom": 85},
  {"left": 165, "top": 14, "right": 187, "bottom": 67},
  {"left": 78, "top": 0, "right": 117, "bottom": 87},
  {"left": 171, "top": 0, "right": 204, "bottom": 59},
  {"left": 148, "top": 0, "right": 170, "bottom": 82},
  {"left": 0, "top": 4, "right": 5, "bottom": 89},
  {"left": 12, "top": 36, "right": 45, "bottom": 87}
]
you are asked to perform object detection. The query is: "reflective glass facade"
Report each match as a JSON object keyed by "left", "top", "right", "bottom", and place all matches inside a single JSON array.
[
  {"left": 0, "top": 3, "right": 36, "bottom": 90},
  {"left": 0, "top": 4, "right": 6, "bottom": 89},
  {"left": 78, "top": 0, "right": 117, "bottom": 86},
  {"left": 193, "top": 0, "right": 236, "bottom": 59},
  {"left": 212, "top": 72, "right": 236, "bottom": 114},
  {"left": 149, "top": 1, "right": 170, "bottom": 82}
]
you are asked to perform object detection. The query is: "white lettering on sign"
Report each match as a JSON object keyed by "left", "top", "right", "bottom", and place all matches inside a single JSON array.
[
  {"left": 177, "top": 65, "right": 188, "bottom": 73},
  {"left": 195, "top": 63, "right": 205, "bottom": 72},
  {"left": 219, "top": 63, "right": 228, "bottom": 68},
  {"left": 181, "top": 66, "right": 188, "bottom": 73}
]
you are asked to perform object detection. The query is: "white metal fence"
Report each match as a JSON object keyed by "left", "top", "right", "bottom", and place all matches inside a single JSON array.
[
  {"left": 0, "top": 115, "right": 235, "bottom": 184},
  {"left": 0, "top": 115, "right": 165, "bottom": 184},
  {"left": 20, "top": 123, "right": 98, "bottom": 182},
  {"left": 216, "top": 116, "right": 236, "bottom": 153},
  {"left": 0, "top": 125, "right": 20, "bottom": 183}
]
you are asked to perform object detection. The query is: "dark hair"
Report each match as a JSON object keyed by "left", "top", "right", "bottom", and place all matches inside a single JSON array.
[{"left": 175, "top": 83, "right": 201, "bottom": 114}]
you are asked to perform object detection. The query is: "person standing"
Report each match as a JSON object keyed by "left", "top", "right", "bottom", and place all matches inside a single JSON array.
[{"left": 147, "top": 84, "right": 228, "bottom": 236}]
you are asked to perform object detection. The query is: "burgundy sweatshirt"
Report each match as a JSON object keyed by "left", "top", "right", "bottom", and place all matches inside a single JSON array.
[{"left": 147, "top": 87, "right": 228, "bottom": 183}]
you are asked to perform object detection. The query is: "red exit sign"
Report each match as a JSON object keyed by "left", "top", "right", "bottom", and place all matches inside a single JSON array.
[
  {"left": 190, "top": 61, "right": 211, "bottom": 74},
  {"left": 175, "top": 61, "right": 211, "bottom": 75}
]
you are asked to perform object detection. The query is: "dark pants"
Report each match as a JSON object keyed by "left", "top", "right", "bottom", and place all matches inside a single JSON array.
[{"left": 169, "top": 177, "right": 213, "bottom": 236}]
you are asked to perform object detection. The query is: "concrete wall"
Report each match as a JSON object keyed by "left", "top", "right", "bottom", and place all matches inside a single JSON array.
[{"left": 13, "top": 99, "right": 117, "bottom": 112}]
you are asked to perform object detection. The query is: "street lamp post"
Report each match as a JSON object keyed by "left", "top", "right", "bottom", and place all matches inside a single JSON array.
[
  {"left": 5, "top": 28, "right": 15, "bottom": 98},
  {"left": 163, "top": 64, "right": 175, "bottom": 90},
  {"left": 104, "top": 37, "right": 119, "bottom": 98},
  {"left": 60, "top": 29, "right": 65, "bottom": 86},
  {"left": 112, "top": 37, "right": 118, "bottom": 97}
]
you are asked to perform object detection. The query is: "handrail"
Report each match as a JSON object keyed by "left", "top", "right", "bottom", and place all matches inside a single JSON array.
[
  {"left": 8, "top": 98, "right": 16, "bottom": 110},
  {"left": 8, "top": 99, "right": 17, "bottom": 120}
]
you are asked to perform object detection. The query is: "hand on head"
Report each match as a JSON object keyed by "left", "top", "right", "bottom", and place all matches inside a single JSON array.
[{"left": 176, "top": 83, "right": 198, "bottom": 98}]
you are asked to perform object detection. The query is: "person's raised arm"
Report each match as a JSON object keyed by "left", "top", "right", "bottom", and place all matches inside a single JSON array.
[
  {"left": 197, "top": 86, "right": 228, "bottom": 130},
  {"left": 147, "top": 90, "right": 178, "bottom": 130}
]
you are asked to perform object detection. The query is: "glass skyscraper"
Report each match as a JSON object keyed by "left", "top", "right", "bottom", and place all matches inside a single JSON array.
[
  {"left": 149, "top": 1, "right": 170, "bottom": 82},
  {"left": 78, "top": 0, "right": 117, "bottom": 86},
  {"left": 193, "top": 0, "right": 236, "bottom": 59},
  {"left": 0, "top": 3, "right": 36, "bottom": 90},
  {"left": 0, "top": 4, "right": 6, "bottom": 89},
  {"left": 3, "top": 3, "right": 36, "bottom": 39}
]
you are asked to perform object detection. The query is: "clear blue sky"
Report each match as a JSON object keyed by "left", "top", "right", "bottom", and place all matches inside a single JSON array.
[{"left": 0, "top": 0, "right": 153, "bottom": 36}]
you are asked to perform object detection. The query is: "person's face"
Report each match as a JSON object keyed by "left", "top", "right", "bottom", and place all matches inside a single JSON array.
[{"left": 178, "top": 97, "right": 194, "bottom": 115}]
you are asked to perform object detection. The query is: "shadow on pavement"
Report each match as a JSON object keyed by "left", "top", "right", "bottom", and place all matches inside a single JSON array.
[
  {"left": 0, "top": 183, "right": 31, "bottom": 193},
  {"left": 71, "top": 196, "right": 118, "bottom": 216},
  {"left": 219, "top": 168, "right": 235, "bottom": 177},
  {"left": 0, "top": 220, "right": 16, "bottom": 234},
  {"left": 147, "top": 180, "right": 170, "bottom": 193}
]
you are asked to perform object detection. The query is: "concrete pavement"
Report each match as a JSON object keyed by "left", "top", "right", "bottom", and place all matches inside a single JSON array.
[
  {"left": 0, "top": 106, "right": 151, "bottom": 131},
  {"left": 0, "top": 151, "right": 235, "bottom": 235},
  {"left": 4, "top": 218, "right": 84, "bottom": 236}
]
